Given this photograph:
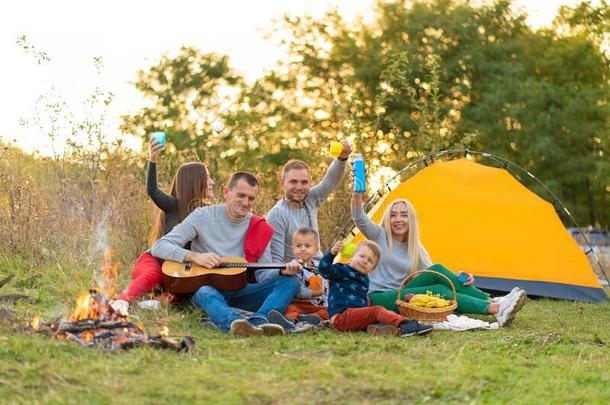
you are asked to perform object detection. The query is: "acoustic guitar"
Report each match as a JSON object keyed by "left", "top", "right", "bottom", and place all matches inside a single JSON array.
[{"left": 161, "top": 257, "right": 315, "bottom": 293}]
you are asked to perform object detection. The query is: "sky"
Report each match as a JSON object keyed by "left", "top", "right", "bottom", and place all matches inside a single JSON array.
[{"left": 0, "top": 0, "right": 585, "bottom": 155}]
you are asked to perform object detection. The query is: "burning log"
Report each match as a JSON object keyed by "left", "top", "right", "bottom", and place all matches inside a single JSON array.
[
  {"left": 29, "top": 316, "right": 194, "bottom": 352},
  {"left": 23, "top": 249, "right": 195, "bottom": 353},
  {"left": 57, "top": 320, "right": 138, "bottom": 334}
]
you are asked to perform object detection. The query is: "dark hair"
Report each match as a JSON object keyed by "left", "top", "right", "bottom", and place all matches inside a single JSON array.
[
  {"left": 148, "top": 162, "right": 209, "bottom": 246},
  {"left": 292, "top": 227, "right": 319, "bottom": 242},
  {"left": 281, "top": 160, "right": 310, "bottom": 178},
  {"left": 227, "top": 171, "right": 259, "bottom": 189}
]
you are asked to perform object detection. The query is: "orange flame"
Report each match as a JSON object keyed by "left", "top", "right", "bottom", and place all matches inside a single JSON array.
[
  {"left": 159, "top": 326, "right": 169, "bottom": 337},
  {"left": 100, "top": 249, "right": 120, "bottom": 299},
  {"left": 30, "top": 315, "right": 43, "bottom": 331},
  {"left": 68, "top": 248, "right": 122, "bottom": 322},
  {"left": 71, "top": 290, "right": 95, "bottom": 321}
]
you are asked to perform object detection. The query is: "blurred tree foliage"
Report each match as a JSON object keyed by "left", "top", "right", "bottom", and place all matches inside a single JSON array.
[{"left": 121, "top": 0, "right": 609, "bottom": 228}]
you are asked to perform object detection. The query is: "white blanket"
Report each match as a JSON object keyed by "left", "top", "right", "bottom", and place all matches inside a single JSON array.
[{"left": 432, "top": 314, "right": 499, "bottom": 331}]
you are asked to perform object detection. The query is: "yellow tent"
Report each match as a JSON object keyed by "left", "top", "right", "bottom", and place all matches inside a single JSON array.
[{"left": 349, "top": 158, "right": 607, "bottom": 302}]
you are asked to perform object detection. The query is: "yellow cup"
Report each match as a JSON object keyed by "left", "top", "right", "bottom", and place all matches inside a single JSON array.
[
  {"left": 341, "top": 242, "right": 357, "bottom": 259},
  {"left": 329, "top": 141, "right": 343, "bottom": 158}
]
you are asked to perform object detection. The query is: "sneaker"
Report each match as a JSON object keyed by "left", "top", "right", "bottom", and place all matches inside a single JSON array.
[
  {"left": 136, "top": 299, "right": 161, "bottom": 310},
  {"left": 491, "top": 287, "right": 521, "bottom": 303},
  {"left": 367, "top": 323, "right": 399, "bottom": 336},
  {"left": 230, "top": 319, "right": 264, "bottom": 337},
  {"left": 513, "top": 290, "right": 527, "bottom": 314},
  {"left": 249, "top": 315, "right": 286, "bottom": 336},
  {"left": 258, "top": 323, "right": 285, "bottom": 336},
  {"left": 318, "top": 320, "right": 334, "bottom": 329},
  {"left": 109, "top": 299, "right": 129, "bottom": 315},
  {"left": 267, "top": 309, "right": 296, "bottom": 332},
  {"left": 292, "top": 322, "right": 316, "bottom": 333},
  {"left": 297, "top": 313, "right": 322, "bottom": 325},
  {"left": 399, "top": 320, "right": 434, "bottom": 337},
  {"left": 495, "top": 293, "right": 519, "bottom": 327}
]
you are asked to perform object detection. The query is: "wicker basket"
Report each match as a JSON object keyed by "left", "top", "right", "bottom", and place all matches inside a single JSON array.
[{"left": 396, "top": 270, "right": 457, "bottom": 322}]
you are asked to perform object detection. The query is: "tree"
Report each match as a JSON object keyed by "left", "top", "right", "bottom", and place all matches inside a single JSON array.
[{"left": 121, "top": 0, "right": 610, "bottom": 227}]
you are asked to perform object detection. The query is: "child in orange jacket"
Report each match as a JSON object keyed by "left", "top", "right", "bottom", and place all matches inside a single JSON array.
[{"left": 267, "top": 227, "right": 328, "bottom": 330}]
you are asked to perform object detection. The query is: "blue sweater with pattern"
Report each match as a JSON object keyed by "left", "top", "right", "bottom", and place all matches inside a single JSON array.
[{"left": 317, "top": 251, "right": 369, "bottom": 317}]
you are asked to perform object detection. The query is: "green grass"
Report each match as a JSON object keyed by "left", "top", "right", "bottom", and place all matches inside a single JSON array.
[{"left": 1, "top": 252, "right": 609, "bottom": 404}]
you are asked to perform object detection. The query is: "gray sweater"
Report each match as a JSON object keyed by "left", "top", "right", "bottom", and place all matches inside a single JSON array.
[
  {"left": 151, "top": 205, "right": 278, "bottom": 283},
  {"left": 352, "top": 206, "right": 432, "bottom": 293},
  {"left": 267, "top": 159, "right": 347, "bottom": 263}
]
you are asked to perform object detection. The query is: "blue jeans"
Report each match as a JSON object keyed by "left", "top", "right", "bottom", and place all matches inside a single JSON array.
[{"left": 191, "top": 276, "right": 300, "bottom": 332}]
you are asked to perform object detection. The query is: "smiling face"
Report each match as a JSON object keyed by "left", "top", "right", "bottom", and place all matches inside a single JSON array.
[
  {"left": 291, "top": 232, "right": 318, "bottom": 264},
  {"left": 389, "top": 201, "right": 410, "bottom": 241},
  {"left": 349, "top": 246, "right": 379, "bottom": 275},
  {"left": 282, "top": 168, "right": 311, "bottom": 204},
  {"left": 223, "top": 178, "right": 258, "bottom": 219}
]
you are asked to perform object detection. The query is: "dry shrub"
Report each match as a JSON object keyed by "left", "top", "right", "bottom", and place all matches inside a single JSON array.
[
  {"left": 0, "top": 143, "right": 150, "bottom": 268},
  {"left": 0, "top": 142, "right": 354, "bottom": 274}
]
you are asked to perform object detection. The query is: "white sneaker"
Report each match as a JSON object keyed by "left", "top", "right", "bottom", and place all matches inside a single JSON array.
[
  {"left": 513, "top": 290, "right": 528, "bottom": 314},
  {"left": 491, "top": 287, "right": 521, "bottom": 303},
  {"left": 137, "top": 299, "right": 161, "bottom": 310},
  {"left": 495, "top": 294, "right": 518, "bottom": 327},
  {"left": 109, "top": 299, "right": 129, "bottom": 315}
]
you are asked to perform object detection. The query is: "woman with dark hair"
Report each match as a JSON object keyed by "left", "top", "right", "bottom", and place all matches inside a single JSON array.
[{"left": 111, "top": 135, "right": 214, "bottom": 311}]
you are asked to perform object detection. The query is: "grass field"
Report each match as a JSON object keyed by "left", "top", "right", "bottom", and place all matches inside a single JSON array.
[{"left": 1, "top": 252, "right": 609, "bottom": 404}]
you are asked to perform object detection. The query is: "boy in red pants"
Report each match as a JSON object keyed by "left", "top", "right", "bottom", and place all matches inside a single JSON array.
[{"left": 318, "top": 240, "right": 433, "bottom": 337}]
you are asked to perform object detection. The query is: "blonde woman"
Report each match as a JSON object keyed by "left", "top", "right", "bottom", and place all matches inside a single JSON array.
[{"left": 351, "top": 192, "right": 526, "bottom": 327}]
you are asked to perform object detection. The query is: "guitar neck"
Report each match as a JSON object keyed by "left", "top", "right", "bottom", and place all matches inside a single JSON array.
[{"left": 221, "top": 262, "right": 315, "bottom": 271}]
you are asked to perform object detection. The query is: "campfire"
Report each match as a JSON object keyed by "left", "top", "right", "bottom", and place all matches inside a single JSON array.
[{"left": 28, "top": 249, "right": 194, "bottom": 352}]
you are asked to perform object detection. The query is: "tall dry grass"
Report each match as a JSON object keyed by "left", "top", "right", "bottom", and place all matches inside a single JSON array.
[
  {"left": 0, "top": 143, "right": 150, "bottom": 269},
  {"left": 0, "top": 143, "right": 353, "bottom": 272}
]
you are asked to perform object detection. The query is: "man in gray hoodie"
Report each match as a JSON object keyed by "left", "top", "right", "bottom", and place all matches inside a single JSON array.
[
  {"left": 266, "top": 141, "right": 352, "bottom": 263},
  {"left": 152, "top": 172, "right": 302, "bottom": 337}
]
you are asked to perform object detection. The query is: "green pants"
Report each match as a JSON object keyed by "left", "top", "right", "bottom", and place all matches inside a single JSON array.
[{"left": 368, "top": 264, "right": 490, "bottom": 315}]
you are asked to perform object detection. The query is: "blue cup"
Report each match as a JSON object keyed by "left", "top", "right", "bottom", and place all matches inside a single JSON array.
[
  {"left": 457, "top": 272, "right": 469, "bottom": 284},
  {"left": 152, "top": 132, "right": 166, "bottom": 146}
]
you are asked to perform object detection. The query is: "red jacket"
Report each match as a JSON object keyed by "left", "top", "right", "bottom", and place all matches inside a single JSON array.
[{"left": 244, "top": 214, "right": 275, "bottom": 282}]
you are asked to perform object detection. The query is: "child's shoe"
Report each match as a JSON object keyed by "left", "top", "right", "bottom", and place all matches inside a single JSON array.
[
  {"left": 399, "top": 320, "right": 433, "bottom": 337},
  {"left": 297, "top": 313, "right": 322, "bottom": 325},
  {"left": 293, "top": 322, "right": 316, "bottom": 333},
  {"left": 266, "top": 309, "right": 295, "bottom": 332},
  {"left": 367, "top": 323, "right": 399, "bottom": 336}
]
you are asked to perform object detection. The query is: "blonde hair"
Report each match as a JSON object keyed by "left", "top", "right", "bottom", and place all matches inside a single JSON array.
[
  {"left": 355, "top": 240, "right": 382, "bottom": 268},
  {"left": 380, "top": 199, "right": 425, "bottom": 274}
]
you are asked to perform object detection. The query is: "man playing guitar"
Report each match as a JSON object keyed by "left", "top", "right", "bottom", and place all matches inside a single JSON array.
[{"left": 151, "top": 172, "right": 302, "bottom": 337}]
